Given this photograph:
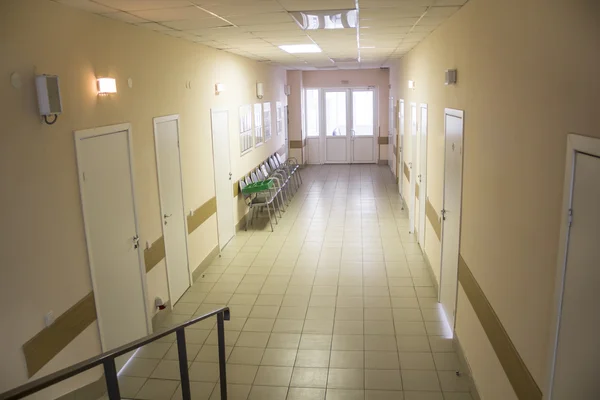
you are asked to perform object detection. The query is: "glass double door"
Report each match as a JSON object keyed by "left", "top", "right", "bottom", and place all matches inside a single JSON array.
[{"left": 323, "top": 88, "right": 376, "bottom": 164}]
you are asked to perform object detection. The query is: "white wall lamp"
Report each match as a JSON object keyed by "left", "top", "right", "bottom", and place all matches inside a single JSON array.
[
  {"left": 256, "top": 82, "right": 264, "bottom": 99},
  {"left": 215, "top": 82, "right": 226, "bottom": 95},
  {"left": 408, "top": 80, "right": 416, "bottom": 90},
  {"left": 97, "top": 77, "right": 117, "bottom": 95},
  {"left": 284, "top": 85, "right": 291, "bottom": 96}
]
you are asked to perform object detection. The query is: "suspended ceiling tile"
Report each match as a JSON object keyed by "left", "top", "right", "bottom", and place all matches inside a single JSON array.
[
  {"left": 53, "top": 0, "right": 117, "bottom": 13},
  {"left": 239, "top": 22, "right": 301, "bottom": 32},
  {"left": 136, "top": 22, "right": 172, "bottom": 31},
  {"left": 93, "top": 0, "right": 192, "bottom": 11},
  {"left": 163, "top": 19, "right": 233, "bottom": 30},
  {"left": 227, "top": 12, "right": 295, "bottom": 25},
  {"left": 277, "top": 0, "right": 355, "bottom": 11},
  {"left": 195, "top": 1, "right": 286, "bottom": 16},
  {"left": 360, "top": 8, "right": 426, "bottom": 18},
  {"left": 426, "top": 6, "right": 461, "bottom": 17},
  {"left": 129, "top": 6, "right": 211, "bottom": 21},
  {"left": 101, "top": 11, "right": 148, "bottom": 23}
]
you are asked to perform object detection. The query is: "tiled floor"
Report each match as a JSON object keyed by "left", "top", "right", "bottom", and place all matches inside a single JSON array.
[{"left": 116, "top": 165, "right": 474, "bottom": 400}]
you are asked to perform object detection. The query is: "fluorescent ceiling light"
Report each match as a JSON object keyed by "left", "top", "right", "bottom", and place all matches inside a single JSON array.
[
  {"left": 290, "top": 9, "right": 358, "bottom": 30},
  {"left": 279, "top": 44, "right": 322, "bottom": 54}
]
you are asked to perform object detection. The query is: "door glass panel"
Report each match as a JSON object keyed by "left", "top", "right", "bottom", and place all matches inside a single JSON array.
[
  {"left": 325, "top": 91, "right": 347, "bottom": 136},
  {"left": 306, "top": 89, "right": 320, "bottom": 137},
  {"left": 352, "top": 90, "right": 374, "bottom": 136}
]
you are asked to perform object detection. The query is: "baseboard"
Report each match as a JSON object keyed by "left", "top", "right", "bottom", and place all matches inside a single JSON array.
[
  {"left": 55, "top": 376, "right": 106, "bottom": 400},
  {"left": 378, "top": 159, "right": 388, "bottom": 165},
  {"left": 421, "top": 249, "right": 439, "bottom": 294},
  {"left": 192, "top": 245, "right": 220, "bottom": 282},
  {"left": 454, "top": 335, "right": 482, "bottom": 400}
]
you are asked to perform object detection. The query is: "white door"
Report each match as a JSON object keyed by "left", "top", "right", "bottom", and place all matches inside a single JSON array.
[
  {"left": 75, "top": 124, "right": 149, "bottom": 370},
  {"left": 408, "top": 103, "right": 418, "bottom": 232},
  {"left": 324, "top": 89, "right": 350, "bottom": 163},
  {"left": 418, "top": 104, "right": 428, "bottom": 245},
  {"left": 439, "top": 108, "right": 465, "bottom": 330},
  {"left": 305, "top": 88, "right": 321, "bottom": 164},
  {"left": 351, "top": 88, "right": 377, "bottom": 163},
  {"left": 211, "top": 110, "right": 235, "bottom": 249},
  {"left": 154, "top": 116, "right": 191, "bottom": 305},
  {"left": 388, "top": 96, "right": 395, "bottom": 173},
  {"left": 399, "top": 100, "right": 405, "bottom": 197},
  {"left": 551, "top": 152, "right": 600, "bottom": 399}
]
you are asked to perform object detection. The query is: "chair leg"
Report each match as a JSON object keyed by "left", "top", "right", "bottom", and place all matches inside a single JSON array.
[
  {"left": 272, "top": 201, "right": 278, "bottom": 225},
  {"left": 266, "top": 203, "right": 274, "bottom": 232}
]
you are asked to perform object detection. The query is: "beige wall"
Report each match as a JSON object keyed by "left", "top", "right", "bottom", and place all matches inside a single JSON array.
[
  {"left": 286, "top": 70, "right": 304, "bottom": 163},
  {"left": 392, "top": 0, "right": 600, "bottom": 397},
  {"left": 0, "top": 0, "right": 286, "bottom": 396}
]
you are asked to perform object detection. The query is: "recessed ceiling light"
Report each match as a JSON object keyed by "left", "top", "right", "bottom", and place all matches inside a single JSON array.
[
  {"left": 279, "top": 44, "right": 322, "bottom": 54},
  {"left": 290, "top": 9, "right": 358, "bottom": 30}
]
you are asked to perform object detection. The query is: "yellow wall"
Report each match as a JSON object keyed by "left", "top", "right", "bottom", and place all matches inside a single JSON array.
[
  {"left": 0, "top": 0, "right": 286, "bottom": 396},
  {"left": 392, "top": 0, "right": 599, "bottom": 397}
]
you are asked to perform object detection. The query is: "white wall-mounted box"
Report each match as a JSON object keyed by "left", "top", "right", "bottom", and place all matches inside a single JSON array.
[{"left": 35, "top": 75, "right": 62, "bottom": 116}]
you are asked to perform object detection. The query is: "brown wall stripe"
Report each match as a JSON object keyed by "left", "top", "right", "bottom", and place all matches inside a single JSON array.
[
  {"left": 403, "top": 162, "right": 410, "bottom": 181},
  {"left": 458, "top": 256, "right": 542, "bottom": 400},
  {"left": 23, "top": 293, "right": 97, "bottom": 377},
  {"left": 144, "top": 236, "right": 165, "bottom": 273},
  {"left": 416, "top": 183, "right": 420, "bottom": 200},
  {"left": 289, "top": 140, "right": 303, "bottom": 149},
  {"left": 378, "top": 136, "right": 389, "bottom": 145},
  {"left": 187, "top": 197, "right": 217, "bottom": 234},
  {"left": 425, "top": 198, "right": 442, "bottom": 240}
]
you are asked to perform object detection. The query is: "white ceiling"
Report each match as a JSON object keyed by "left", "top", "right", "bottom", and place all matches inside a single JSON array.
[{"left": 53, "top": 0, "right": 467, "bottom": 70}]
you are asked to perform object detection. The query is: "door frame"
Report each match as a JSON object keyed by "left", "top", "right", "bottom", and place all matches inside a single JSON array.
[
  {"left": 74, "top": 123, "right": 151, "bottom": 349},
  {"left": 439, "top": 108, "right": 465, "bottom": 329},
  {"left": 398, "top": 99, "right": 405, "bottom": 199},
  {"left": 210, "top": 109, "right": 235, "bottom": 250},
  {"left": 418, "top": 103, "right": 428, "bottom": 246},
  {"left": 153, "top": 114, "right": 192, "bottom": 307},
  {"left": 545, "top": 133, "right": 600, "bottom": 399},
  {"left": 409, "top": 102, "right": 418, "bottom": 233}
]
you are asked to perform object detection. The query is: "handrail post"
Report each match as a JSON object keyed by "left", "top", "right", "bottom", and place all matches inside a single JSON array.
[
  {"left": 217, "top": 311, "right": 228, "bottom": 400},
  {"left": 176, "top": 329, "right": 191, "bottom": 400},
  {"left": 102, "top": 359, "right": 121, "bottom": 400}
]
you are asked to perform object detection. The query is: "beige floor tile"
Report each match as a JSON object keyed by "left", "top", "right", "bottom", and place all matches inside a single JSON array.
[
  {"left": 390, "top": 298, "right": 420, "bottom": 309},
  {"left": 121, "top": 357, "right": 160, "bottom": 378},
  {"left": 364, "top": 351, "right": 400, "bottom": 370},
  {"left": 365, "top": 335, "right": 397, "bottom": 351},
  {"left": 334, "top": 320, "right": 364, "bottom": 335},
  {"left": 364, "top": 308, "right": 393, "bottom": 321},
  {"left": 236, "top": 332, "right": 270, "bottom": 348},
  {"left": 325, "top": 389, "right": 365, "bottom": 400},
  {"left": 330, "top": 350, "right": 364, "bottom": 369},
  {"left": 432, "top": 353, "right": 460, "bottom": 371},
  {"left": 282, "top": 295, "right": 310, "bottom": 307},
  {"left": 428, "top": 337, "right": 454, "bottom": 353},
  {"left": 365, "top": 369, "right": 402, "bottom": 390},
  {"left": 327, "top": 368, "right": 364, "bottom": 389},
  {"left": 255, "top": 294, "right": 284, "bottom": 306},
  {"left": 227, "top": 364, "right": 258, "bottom": 384},
  {"left": 267, "top": 333, "right": 301, "bottom": 349},
  {"left": 332, "top": 335, "right": 364, "bottom": 351},
  {"left": 401, "top": 370, "right": 440, "bottom": 391},
  {"left": 286, "top": 387, "right": 326, "bottom": 400},
  {"left": 310, "top": 296, "right": 337, "bottom": 307},
  {"left": 306, "top": 307, "right": 335, "bottom": 320},
  {"left": 229, "top": 294, "right": 258, "bottom": 306},
  {"left": 228, "top": 347, "right": 264, "bottom": 365},
  {"left": 261, "top": 348, "right": 297, "bottom": 366},
  {"left": 278, "top": 306, "right": 307, "bottom": 319},
  {"left": 247, "top": 385, "right": 288, "bottom": 400},
  {"left": 242, "top": 318, "right": 275, "bottom": 332},
  {"left": 299, "top": 334, "right": 333, "bottom": 350},
  {"left": 364, "top": 321, "right": 395, "bottom": 335},
  {"left": 365, "top": 390, "right": 404, "bottom": 400},
  {"left": 303, "top": 319, "right": 334, "bottom": 334},
  {"left": 171, "top": 382, "right": 215, "bottom": 400},
  {"left": 208, "top": 384, "right": 251, "bottom": 400},
  {"left": 195, "top": 345, "right": 233, "bottom": 363},
  {"left": 135, "top": 378, "right": 179, "bottom": 400},
  {"left": 290, "top": 367, "right": 328, "bottom": 388},
  {"left": 442, "top": 393, "right": 473, "bottom": 400},
  {"left": 337, "top": 296, "right": 364, "bottom": 308},
  {"left": 136, "top": 342, "right": 172, "bottom": 359},
  {"left": 399, "top": 352, "right": 436, "bottom": 370},
  {"left": 364, "top": 297, "right": 391, "bottom": 308},
  {"left": 151, "top": 360, "right": 184, "bottom": 380},
  {"left": 403, "top": 392, "right": 443, "bottom": 400},
  {"left": 254, "top": 365, "right": 293, "bottom": 386},
  {"left": 295, "top": 350, "right": 331, "bottom": 367},
  {"left": 188, "top": 362, "right": 219, "bottom": 382},
  {"left": 164, "top": 343, "right": 201, "bottom": 361},
  {"left": 335, "top": 307, "right": 364, "bottom": 321},
  {"left": 204, "top": 329, "right": 239, "bottom": 346},
  {"left": 117, "top": 376, "right": 146, "bottom": 398},
  {"left": 249, "top": 305, "right": 280, "bottom": 318},
  {"left": 273, "top": 319, "right": 304, "bottom": 333},
  {"left": 437, "top": 371, "right": 472, "bottom": 392}
]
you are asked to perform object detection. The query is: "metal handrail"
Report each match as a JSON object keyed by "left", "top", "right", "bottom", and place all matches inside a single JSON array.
[{"left": 0, "top": 307, "right": 231, "bottom": 400}]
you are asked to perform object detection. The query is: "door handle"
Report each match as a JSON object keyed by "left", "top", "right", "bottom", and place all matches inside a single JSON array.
[
  {"left": 164, "top": 214, "right": 172, "bottom": 218},
  {"left": 441, "top": 209, "right": 447, "bottom": 221},
  {"left": 229, "top": 172, "right": 232, "bottom": 181},
  {"left": 133, "top": 235, "right": 140, "bottom": 249},
  {"left": 409, "top": 162, "right": 412, "bottom": 168}
]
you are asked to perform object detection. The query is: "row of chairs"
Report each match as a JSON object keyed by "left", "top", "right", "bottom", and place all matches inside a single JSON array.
[{"left": 239, "top": 153, "right": 302, "bottom": 231}]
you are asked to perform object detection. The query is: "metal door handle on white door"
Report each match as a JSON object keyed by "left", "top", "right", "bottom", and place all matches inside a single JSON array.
[
  {"left": 132, "top": 235, "right": 140, "bottom": 249},
  {"left": 164, "top": 214, "right": 172, "bottom": 218},
  {"left": 441, "top": 209, "right": 447, "bottom": 221},
  {"left": 409, "top": 162, "right": 413, "bottom": 168},
  {"left": 229, "top": 172, "right": 232, "bottom": 181}
]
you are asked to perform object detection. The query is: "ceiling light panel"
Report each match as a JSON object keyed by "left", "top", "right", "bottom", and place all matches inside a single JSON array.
[
  {"left": 278, "top": 0, "right": 356, "bottom": 12},
  {"left": 290, "top": 9, "right": 358, "bottom": 30}
]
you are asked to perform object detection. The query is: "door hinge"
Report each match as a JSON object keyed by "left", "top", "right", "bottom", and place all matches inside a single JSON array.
[
  {"left": 133, "top": 235, "right": 140, "bottom": 249},
  {"left": 568, "top": 208, "right": 573, "bottom": 227}
]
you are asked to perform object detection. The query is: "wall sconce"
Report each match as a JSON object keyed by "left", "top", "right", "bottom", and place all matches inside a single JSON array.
[
  {"left": 408, "top": 80, "right": 416, "bottom": 90},
  {"left": 256, "top": 82, "right": 264, "bottom": 99},
  {"left": 97, "top": 77, "right": 117, "bottom": 95},
  {"left": 215, "top": 83, "right": 226, "bottom": 95},
  {"left": 284, "top": 85, "right": 291, "bottom": 96}
]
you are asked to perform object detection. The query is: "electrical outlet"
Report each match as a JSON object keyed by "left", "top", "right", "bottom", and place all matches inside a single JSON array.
[{"left": 44, "top": 311, "right": 55, "bottom": 327}]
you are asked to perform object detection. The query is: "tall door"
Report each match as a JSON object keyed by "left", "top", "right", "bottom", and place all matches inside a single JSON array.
[
  {"left": 284, "top": 106, "right": 289, "bottom": 153},
  {"left": 211, "top": 110, "right": 235, "bottom": 249},
  {"left": 439, "top": 109, "right": 465, "bottom": 330},
  {"left": 418, "top": 104, "right": 428, "bottom": 246},
  {"left": 351, "top": 88, "right": 376, "bottom": 163},
  {"left": 154, "top": 116, "right": 191, "bottom": 305},
  {"left": 408, "top": 103, "right": 418, "bottom": 233},
  {"left": 388, "top": 96, "right": 395, "bottom": 173},
  {"left": 75, "top": 124, "right": 149, "bottom": 370},
  {"left": 324, "top": 90, "right": 349, "bottom": 163},
  {"left": 398, "top": 100, "right": 405, "bottom": 197},
  {"left": 551, "top": 152, "right": 600, "bottom": 399}
]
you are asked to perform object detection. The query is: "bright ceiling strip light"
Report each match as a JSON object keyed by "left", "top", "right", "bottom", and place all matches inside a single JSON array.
[
  {"left": 279, "top": 44, "right": 322, "bottom": 54},
  {"left": 355, "top": 0, "right": 361, "bottom": 62}
]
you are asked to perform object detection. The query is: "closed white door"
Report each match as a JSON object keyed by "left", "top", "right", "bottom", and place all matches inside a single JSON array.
[
  {"left": 408, "top": 103, "right": 418, "bottom": 232},
  {"left": 154, "top": 116, "right": 190, "bottom": 305},
  {"left": 399, "top": 100, "right": 405, "bottom": 197},
  {"left": 418, "top": 104, "right": 428, "bottom": 245},
  {"left": 388, "top": 96, "right": 395, "bottom": 173},
  {"left": 439, "top": 109, "right": 465, "bottom": 330},
  {"left": 324, "top": 90, "right": 350, "bottom": 163},
  {"left": 75, "top": 124, "right": 149, "bottom": 370},
  {"left": 211, "top": 110, "right": 235, "bottom": 249},
  {"left": 351, "top": 89, "right": 376, "bottom": 163},
  {"left": 551, "top": 152, "right": 600, "bottom": 399}
]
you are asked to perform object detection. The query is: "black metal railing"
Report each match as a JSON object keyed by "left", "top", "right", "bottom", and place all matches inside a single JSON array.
[{"left": 0, "top": 307, "right": 231, "bottom": 400}]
